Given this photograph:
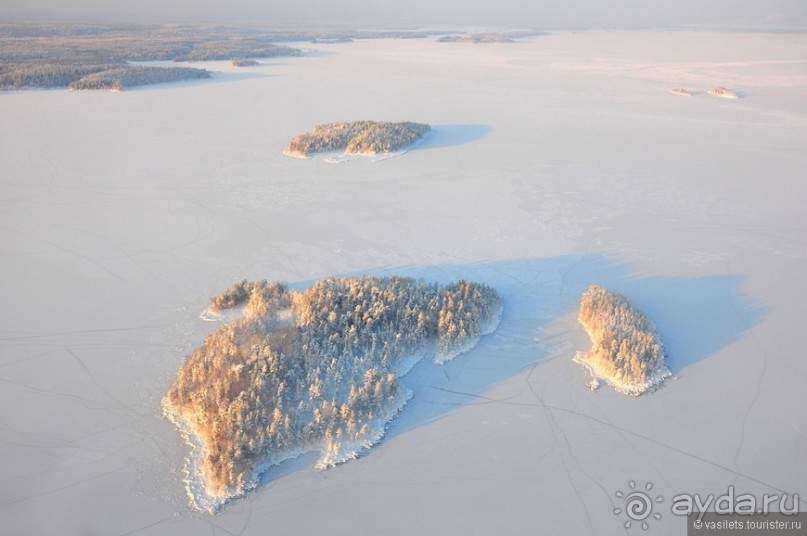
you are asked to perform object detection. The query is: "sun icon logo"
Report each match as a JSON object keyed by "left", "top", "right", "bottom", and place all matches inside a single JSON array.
[{"left": 614, "top": 480, "right": 664, "bottom": 530}]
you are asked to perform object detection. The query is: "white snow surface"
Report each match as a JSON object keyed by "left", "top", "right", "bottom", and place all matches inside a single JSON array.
[{"left": 1, "top": 31, "right": 806, "bottom": 535}]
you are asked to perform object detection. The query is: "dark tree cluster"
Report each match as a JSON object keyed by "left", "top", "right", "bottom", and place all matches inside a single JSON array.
[
  {"left": 286, "top": 121, "right": 431, "bottom": 156},
  {"left": 164, "top": 276, "right": 500, "bottom": 501},
  {"left": 438, "top": 34, "right": 515, "bottom": 43},
  {"left": 231, "top": 58, "right": 260, "bottom": 67},
  {"left": 0, "top": 61, "right": 123, "bottom": 89},
  {"left": 436, "top": 31, "right": 543, "bottom": 43},
  {"left": 171, "top": 42, "right": 302, "bottom": 62},
  {"left": 67, "top": 65, "right": 210, "bottom": 90},
  {"left": 0, "top": 61, "right": 209, "bottom": 90}
]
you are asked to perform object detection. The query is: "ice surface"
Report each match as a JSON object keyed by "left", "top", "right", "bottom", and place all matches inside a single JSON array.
[{"left": 1, "top": 30, "right": 806, "bottom": 535}]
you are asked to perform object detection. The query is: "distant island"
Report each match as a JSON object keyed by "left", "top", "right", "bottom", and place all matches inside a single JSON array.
[
  {"left": 437, "top": 30, "right": 543, "bottom": 43},
  {"left": 438, "top": 33, "right": 515, "bottom": 43},
  {"left": 574, "top": 285, "right": 671, "bottom": 396},
  {"left": 311, "top": 37, "right": 354, "bottom": 44},
  {"left": 231, "top": 58, "right": 260, "bottom": 67},
  {"left": 285, "top": 121, "right": 431, "bottom": 158},
  {"left": 669, "top": 88, "right": 692, "bottom": 97},
  {"left": 708, "top": 86, "right": 739, "bottom": 99},
  {"left": 164, "top": 276, "right": 501, "bottom": 512}
]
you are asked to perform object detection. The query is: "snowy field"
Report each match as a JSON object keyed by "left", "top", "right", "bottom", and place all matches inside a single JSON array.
[{"left": 1, "top": 30, "right": 806, "bottom": 535}]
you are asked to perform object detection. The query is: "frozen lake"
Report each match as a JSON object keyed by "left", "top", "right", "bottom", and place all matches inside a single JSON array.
[{"left": 1, "top": 30, "right": 806, "bottom": 535}]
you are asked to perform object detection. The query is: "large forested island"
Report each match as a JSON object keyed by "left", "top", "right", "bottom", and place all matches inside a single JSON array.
[
  {"left": 164, "top": 276, "right": 501, "bottom": 512},
  {"left": 574, "top": 285, "right": 671, "bottom": 396},
  {"left": 285, "top": 121, "right": 431, "bottom": 157}
]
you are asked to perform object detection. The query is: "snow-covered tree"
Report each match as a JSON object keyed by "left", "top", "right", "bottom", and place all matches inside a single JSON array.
[{"left": 164, "top": 275, "right": 501, "bottom": 501}]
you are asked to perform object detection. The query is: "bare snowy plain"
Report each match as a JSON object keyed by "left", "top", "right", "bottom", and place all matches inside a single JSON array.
[{"left": 1, "top": 30, "right": 806, "bottom": 535}]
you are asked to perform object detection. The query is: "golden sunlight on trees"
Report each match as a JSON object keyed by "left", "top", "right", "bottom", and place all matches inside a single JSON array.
[
  {"left": 285, "top": 121, "right": 430, "bottom": 157},
  {"left": 576, "top": 285, "right": 670, "bottom": 396},
  {"left": 164, "top": 276, "right": 500, "bottom": 504}
]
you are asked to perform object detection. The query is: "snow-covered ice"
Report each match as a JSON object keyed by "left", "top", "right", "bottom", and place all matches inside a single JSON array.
[{"left": 1, "top": 30, "right": 806, "bottom": 535}]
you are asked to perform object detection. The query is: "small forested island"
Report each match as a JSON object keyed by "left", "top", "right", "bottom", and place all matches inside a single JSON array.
[
  {"left": 231, "top": 58, "right": 260, "bottom": 67},
  {"left": 164, "top": 276, "right": 501, "bottom": 512},
  {"left": 285, "top": 121, "right": 431, "bottom": 157},
  {"left": 311, "top": 37, "right": 354, "bottom": 44},
  {"left": 437, "top": 30, "right": 542, "bottom": 43},
  {"left": 439, "top": 34, "right": 513, "bottom": 43},
  {"left": 669, "top": 88, "right": 692, "bottom": 97},
  {"left": 438, "top": 33, "right": 515, "bottom": 43},
  {"left": 708, "top": 86, "right": 739, "bottom": 99},
  {"left": 574, "top": 285, "right": 671, "bottom": 396}
]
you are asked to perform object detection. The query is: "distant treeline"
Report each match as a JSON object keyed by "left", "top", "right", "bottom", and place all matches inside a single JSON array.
[
  {"left": 438, "top": 33, "right": 515, "bottom": 43},
  {"left": 0, "top": 23, "right": 449, "bottom": 44},
  {"left": 287, "top": 121, "right": 431, "bottom": 156},
  {"left": 437, "top": 30, "right": 544, "bottom": 43},
  {"left": 0, "top": 23, "right": 302, "bottom": 90},
  {"left": 231, "top": 58, "right": 260, "bottom": 67},
  {"left": 0, "top": 24, "right": 303, "bottom": 63},
  {"left": 68, "top": 65, "right": 210, "bottom": 90},
  {"left": 0, "top": 23, "right": 545, "bottom": 90},
  {"left": 0, "top": 62, "right": 209, "bottom": 90},
  {"left": 0, "top": 61, "right": 122, "bottom": 89}
]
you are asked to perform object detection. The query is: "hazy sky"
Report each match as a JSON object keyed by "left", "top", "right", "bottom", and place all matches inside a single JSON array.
[{"left": 4, "top": 0, "right": 806, "bottom": 29}]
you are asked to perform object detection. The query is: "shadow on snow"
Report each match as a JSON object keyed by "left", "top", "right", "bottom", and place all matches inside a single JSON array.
[
  {"left": 415, "top": 124, "right": 493, "bottom": 151},
  {"left": 240, "top": 254, "right": 765, "bottom": 501}
]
